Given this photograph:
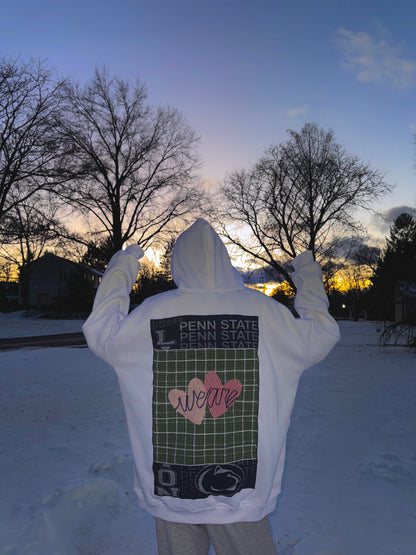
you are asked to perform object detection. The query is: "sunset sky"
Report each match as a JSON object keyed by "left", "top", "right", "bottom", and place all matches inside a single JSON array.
[{"left": 2, "top": 0, "right": 415, "bottom": 235}]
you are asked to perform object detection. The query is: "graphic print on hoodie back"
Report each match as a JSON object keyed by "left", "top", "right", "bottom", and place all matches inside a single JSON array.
[{"left": 151, "top": 313, "right": 259, "bottom": 499}]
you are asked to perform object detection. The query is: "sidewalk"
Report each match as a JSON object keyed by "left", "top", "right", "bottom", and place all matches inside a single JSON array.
[{"left": 0, "top": 332, "right": 86, "bottom": 351}]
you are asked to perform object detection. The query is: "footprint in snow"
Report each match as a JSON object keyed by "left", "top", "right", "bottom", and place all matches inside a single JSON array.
[{"left": 359, "top": 453, "right": 415, "bottom": 481}]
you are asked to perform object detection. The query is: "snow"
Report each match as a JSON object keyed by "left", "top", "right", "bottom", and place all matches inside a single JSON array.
[
  {"left": 1, "top": 318, "right": 415, "bottom": 554},
  {"left": 0, "top": 311, "right": 84, "bottom": 338}
]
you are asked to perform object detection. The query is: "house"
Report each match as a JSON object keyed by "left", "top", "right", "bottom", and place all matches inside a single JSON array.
[
  {"left": 395, "top": 281, "right": 416, "bottom": 324},
  {"left": 0, "top": 280, "right": 19, "bottom": 309},
  {"left": 19, "top": 253, "right": 102, "bottom": 308}
]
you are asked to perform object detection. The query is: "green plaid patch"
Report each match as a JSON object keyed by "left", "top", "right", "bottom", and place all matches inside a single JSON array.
[{"left": 153, "top": 347, "right": 259, "bottom": 465}]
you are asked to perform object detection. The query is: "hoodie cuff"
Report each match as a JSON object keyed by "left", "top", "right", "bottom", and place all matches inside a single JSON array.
[{"left": 291, "top": 250, "right": 314, "bottom": 272}]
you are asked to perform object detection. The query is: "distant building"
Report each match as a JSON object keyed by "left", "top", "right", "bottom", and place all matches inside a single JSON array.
[
  {"left": 19, "top": 253, "right": 102, "bottom": 308},
  {"left": 395, "top": 281, "right": 416, "bottom": 323}
]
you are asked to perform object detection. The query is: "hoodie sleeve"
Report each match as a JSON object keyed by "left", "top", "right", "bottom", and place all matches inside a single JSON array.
[
  {"left": 82, "top": 245, "right": 144, "bottom": 365},
  {"left": 290, "top": 251, "right": 340, "bottom": 369}
]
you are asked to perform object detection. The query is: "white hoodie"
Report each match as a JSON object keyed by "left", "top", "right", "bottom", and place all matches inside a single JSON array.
[{"left": 83, "top": 219, "right": 340, "bottom": 524}]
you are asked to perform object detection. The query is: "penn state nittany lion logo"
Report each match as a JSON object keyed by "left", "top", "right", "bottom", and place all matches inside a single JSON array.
[{"left": 196, "top": 464, "right": 244, "bottom": 496}]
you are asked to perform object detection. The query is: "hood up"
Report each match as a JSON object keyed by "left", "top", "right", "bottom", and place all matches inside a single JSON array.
[{"left": 171, "top": 219, "right": 243, "bottom": 291}]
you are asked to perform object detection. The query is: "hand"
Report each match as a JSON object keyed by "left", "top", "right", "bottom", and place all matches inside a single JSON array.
[
  {"left": 123, "top": 244, "right": 145, "bottom": 260},
  {"left": 291, "top": 251, "right": 314, "bottom": 271}
]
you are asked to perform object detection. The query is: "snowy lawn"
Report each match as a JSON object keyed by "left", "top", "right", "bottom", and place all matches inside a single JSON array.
[
  {"left": 0, "top": 311, "right": 84, "bottom": 338},
  {"left": 1, "top": 320, "right": 415, "bottom": 554}
]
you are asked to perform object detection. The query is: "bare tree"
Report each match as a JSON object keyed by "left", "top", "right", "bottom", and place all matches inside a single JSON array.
[
  {"left": 217, "top": 123, "right": 391, "bottom": 283},
  {"left": 0, "top": 193, "right": 64, "bottom": 267},
  {"left": 57, "top": 68, "right": 201, "bottom": 253},
  {"left": 0, "top": 192, "right": 66, "bottom": 306},
  {"left": 0, "top": 57, "right": 67, "bottom": 222}
]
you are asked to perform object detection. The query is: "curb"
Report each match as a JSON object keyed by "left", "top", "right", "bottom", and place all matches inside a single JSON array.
[{"left": 0, "top": 332, "right": 87, "bottom": 351}]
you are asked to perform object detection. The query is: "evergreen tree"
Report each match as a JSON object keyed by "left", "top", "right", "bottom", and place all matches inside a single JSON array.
[
  {"left": 159, "top": 236, "right": 176, "bottom": 281},
  {"left": 81, "top": 237, "right": 114, "bottom": 273},
  {"left": 369, "top": 213, "right": 416, "bottom": 320}
]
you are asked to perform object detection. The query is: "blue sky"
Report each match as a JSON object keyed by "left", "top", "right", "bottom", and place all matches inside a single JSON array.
[{"left": 2, "top": 0, "right": 415, "bottom": 234}]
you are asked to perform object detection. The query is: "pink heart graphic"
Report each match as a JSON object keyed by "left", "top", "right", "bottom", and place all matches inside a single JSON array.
[
  {"left": 168, "top": 378, "right": 206, "bottom": 425},
  {"left": 204, "top": 372, "right": 242, "bottom": 418}
]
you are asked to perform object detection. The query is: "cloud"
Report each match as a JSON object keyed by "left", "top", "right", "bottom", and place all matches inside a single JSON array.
[
  {"left": 287, "top": 106, "right": 307, "bottom": 117},
  {"left": 335, "top": 27, "right": 416, "bottom": 88},
  {"left": 369, "top": 205, "right": 416, "bottom": 236},
  {"left": 200, "top": 178, "right": 217, "bottom": 190},
  {"left": 382, "top": 205, "right": 416, "bottom": 221}
]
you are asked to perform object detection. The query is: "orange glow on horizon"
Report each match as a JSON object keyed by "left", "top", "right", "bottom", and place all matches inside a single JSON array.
[{"left": 246, "top": 282, "right": 293, "bottom": 297}]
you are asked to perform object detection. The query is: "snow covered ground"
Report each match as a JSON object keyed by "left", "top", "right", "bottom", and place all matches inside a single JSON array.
[
  {"left": 1, "top": 317, "right": 415, "bottom": 554},
  {"left": 0, "top": 311, "right": 84, "bottom": 338}
]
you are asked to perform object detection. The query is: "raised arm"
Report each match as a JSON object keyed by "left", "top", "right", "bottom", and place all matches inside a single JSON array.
[
  {"left": 82, "top": 245, "right": 144, "bottom": 364},
  {"left": 291, "top": 251, "right": 340, "bottom": 369}
]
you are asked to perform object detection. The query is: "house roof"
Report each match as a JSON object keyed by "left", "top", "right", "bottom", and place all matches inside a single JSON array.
[{"left": 26, "top": 253, "right": 103, "bottom": 276}]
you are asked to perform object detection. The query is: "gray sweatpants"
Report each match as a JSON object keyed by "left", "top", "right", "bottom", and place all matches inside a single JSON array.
[{"left": 155, "top": 516, "right": 276, "bottom": 555}]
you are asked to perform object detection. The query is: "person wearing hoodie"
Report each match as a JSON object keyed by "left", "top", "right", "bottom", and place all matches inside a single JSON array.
[{"left": 82, "top": 218, "right": 340, "bottom": 555}]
